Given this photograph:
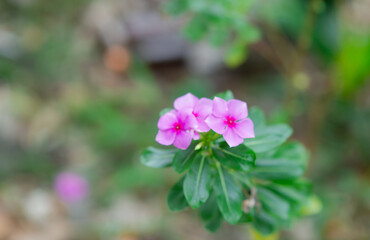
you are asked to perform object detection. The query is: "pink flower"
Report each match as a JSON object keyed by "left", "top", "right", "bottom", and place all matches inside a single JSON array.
[
  {"left": 54, "top": 172, "right": 89, "bottom": 204},
  {"left": 174, "top": 93, "right": 213, "bottom": 133},
  {"left": 156, "top": 109, "right": 198, "bottom": 150},
  {"left": 205, "top": 97, "right": 255, "bottom": 147}
]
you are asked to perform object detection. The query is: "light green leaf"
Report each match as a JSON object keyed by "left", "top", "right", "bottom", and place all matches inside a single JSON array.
[
  {"left": 184, "top": 156, "right": 213, "bottom": 208},
  {"left": 248, "top": 106, "right": 266, "bottom": 133},
  {"left": 173, "top": 143, "right": 198, "bottom": 173},
  {"left": 244, "top": 124, "right": 293, "bottom": 153},
  {"left": 215, "top": 90, "right": 234, "bottom": 101},
  {"left": 159, "top": 108, "right": 172, "bottom": 116},
  {"left": 167, "top": 177, "right": 188, "bottom": 212},
  {"left": 213, "top": 165, "right": 243, "bottom": 224},
  {"left": 251, "top": 142, "right": 308, "bottom": 181},
  {"left": 213, "top": 142, "right": 256, "bottom": 171},
  {"left": 140, "top": 147, "right": 178, "bottom": 168}
]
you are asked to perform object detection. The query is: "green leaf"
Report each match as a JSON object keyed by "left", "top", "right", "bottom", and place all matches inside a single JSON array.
[
  {"left": 239, "top": 213, "right": 253, "bottom": 223},
  {"left": 200, "top": 193, "right": 223, "bottom": 232},
  {"left": 184, "top": 156, "right": 213, "bottom": 208},
  {"left": 299, "top": 194, "right": 322, "bottom": 216},
  {"left": 140, "top": 147, "right": 178, "bottom": 168},
  {"left": 167, "top": 178, "right": 188, "bottom": 212},
  {"left": 159, "top": 108, "right": 172, "bottom": 116},
  {"left": 183, "top": 14, "right": 209, "bottom": 41},
  {"left": 248, "top": 226, "right": 279, "bottom": 240},
  {"left": 248, "top": 106, "right": 266, "bottom": 133},
  {"left": 251, "top": 142, "right": 308, "bottom": 181},
  {"left": 257, "top": 187, "right": 290, "bottom": 220},
  {"left": 215, "top": 90, "right": 234, "bottom": 101},
  {"left": 244, "top": 124, "right": 293, "bottom": 153},
  {"left": 252, "top": 209, "right": 279, "bottom": 235},
  {"left": 225, "top": 41, "right": 248, "bottom": 68},
  {"left": 213, "top": 165, "right": 243, "bottom": 224},
  {"left": 164, "top": 0, "right": 189, "bottom": 15},
  {"left": 173, "top": 143, "right": 198, "bottom": 173},
  {"left": 213, "top": 142, "right": 256, "bottom": 171}
]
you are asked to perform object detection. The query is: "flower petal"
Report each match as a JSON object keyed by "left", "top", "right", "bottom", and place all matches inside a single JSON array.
[
  {"left": 193, "top": 131, "right": 200, "bottom": 140},
  {"left": 213, "top": 97, "right": 228, "bottom": 117},
  {"left": 234, "top": 118, "right": 255, "bottom": 138},
  {"left": 178, "top": 110, "right": 198, "bottom": 130},
  {"left": 205, "top": 115, "right": 226, "bottom": 134},
  {"left": 173, "top": 131, "right": 193, "bottom": 150},
  {"left": 194, "top": 98, "right": 213, "bottom": 119},
  {"left": 223, "top": 127, "right": 244, "bottom": 147},
  {"left": 174, "top": 93, "right": 198, "bottom": 110},
  {"left": 155, "top": 129, "right": 176, "bottom": 145},
  {"left": 227, "top": 99, "right": 247, "bottom": 120},
  {"left": 157, "top": 111, "right": 177, "bottom": 130},
  {"left": 196, "top": 119, "right": 210, "bottom": 132}
]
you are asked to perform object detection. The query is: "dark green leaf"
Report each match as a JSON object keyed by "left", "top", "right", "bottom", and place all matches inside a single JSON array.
[
  {"left": 215, "top": 90, "right": 234, "bottom": 101},
  {"left": 200, "top": 193, "right": 223, "bottom": 232},
  {"left": 141, "top": 147, "right": 178, "bottom": 168},
  {"left": 213, "top": 165, "right": 243, "bottom": 224},
  {"left": 167, "top": 178, "right": 188, "bottom": 212},
  {"left": 173, "top": 143, "right": 198, "bottom": 173},
  {"left": 257, "top": 187, "right": 290, "bottom": 220},
  {"left": 184, "top": 156, "right": 213, "bottom": 208},
  {"left": 239, "top": 213, "right": 253, "bottom": 223},
  {"left": 251, "top": 142, "right": 308, "bottom": 180},
  {"left": 244, "top": 124, "right": 293, "bottom": 153},
  {"left": 252, "top": 209, "right": 279, "bottom": 236},
  {"left": 213, "top": 142, "right": 256, "bottom": 171}
]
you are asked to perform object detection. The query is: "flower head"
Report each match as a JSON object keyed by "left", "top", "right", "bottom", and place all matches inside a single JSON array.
[
  {"left": 174, "top": 93, "right": 213, "bottom": 132},
  {"left": 156, "top": 109, "right": 197, "bottom": 150},
  {"left": 54, "top": 172, "right": 89, "bottom": 204},
  {"left": 205, "top": 97, "right": 254, "bottom": 147}
]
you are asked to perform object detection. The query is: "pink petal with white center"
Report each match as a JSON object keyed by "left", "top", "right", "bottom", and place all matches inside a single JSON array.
[
  {"left": 205, "top": 115, "right": 227, "bottom": 134},
  {"left": 156, "top": 129, "right": 176, "bottom": 145},
  {"left": 223, "top": 127, "right": 244, "bottom": 147},
  {"left": 174, "top": 93, "right": 198, "bottom": 110},
  {"left": 194, "top": 98, "right": 213, "bottom": 119},
  {"left": 212, "top": 97, "right": 228, "bottom": 117},
  {"left": 227, "top": 99, "right": 248, "bottom": 120},
  {"left": 157, "top": 111, "right": 178, "bottom": 130},
  {"left": 234, "top": 118, "right": 255, "bottom": 138},
  {"left": 197, "top": 120, "right": 211, "bottom": 132},
  {"left": 193, "top": 131, "right": 200, "bottom": 140},
  {"left": 178, "top": 110, "right": 198, "bottom": 130},
  {"left": 173, "top": 130, "right": 193, "bottom": 150}
]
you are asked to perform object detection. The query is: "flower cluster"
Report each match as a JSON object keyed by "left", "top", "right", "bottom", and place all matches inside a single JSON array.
[{"left": 156, "top": 93, "right": 255, "bottom": 149}]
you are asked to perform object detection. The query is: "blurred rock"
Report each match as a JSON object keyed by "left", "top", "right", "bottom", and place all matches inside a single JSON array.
[
  {"left": 185, "top": 41, "right": 225, "bottom": 75},
  {"left": 0, "top": 29, "right": 22, "bottom": 59},
  {"left": 23, "top": 189, "right": 54, "bottom": 224}
]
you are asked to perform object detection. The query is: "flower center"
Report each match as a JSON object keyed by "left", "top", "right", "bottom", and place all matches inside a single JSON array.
[
  {"left": 224, "top": 116, "right": 236, "bottom": 127},
  {"left": 174, "top": 122, "right": 182, "bottom": 132}
]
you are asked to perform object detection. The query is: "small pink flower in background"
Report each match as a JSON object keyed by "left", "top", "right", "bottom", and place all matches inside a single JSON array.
[
  {"left": 174, "top": 93, "right": 213, "bottom": 132},
  {"left": 156, "top": 109, "right": 198, "bottom": 150},
  {"left": 54, "top": 172, "right": 89, "bottom": 204},
  {"left": 206, "top": 97, "right": 254, "bottom": 147}
]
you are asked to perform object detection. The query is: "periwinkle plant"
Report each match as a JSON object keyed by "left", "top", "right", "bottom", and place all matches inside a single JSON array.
[{"left": 141, "top": 91, "right": 319, "bottom": 236}]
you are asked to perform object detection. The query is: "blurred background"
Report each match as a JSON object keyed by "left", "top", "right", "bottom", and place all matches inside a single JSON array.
[{"left": 0, "top": 0, "right": 369, "bottom": 239}]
